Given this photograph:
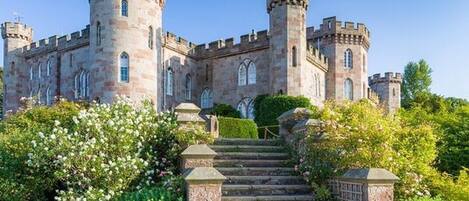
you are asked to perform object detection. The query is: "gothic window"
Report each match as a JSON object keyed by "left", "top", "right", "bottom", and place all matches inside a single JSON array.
[
  {"left": 292, "top": 46, "right": 298, "bottom": 67},
  {"left": 80, "top": 71, "right": 86, "bottom": 98},
  {"left": 238, "top": 64, "right": 247, "bottom": 86},
  {"left": 344, "top": 78, "right": 353, "bottom": 101},
  {"left": 74, "top": 74, "right": 80, "bottom": 99},
  {"left": 363, "top": 54, "right": 366, "bottom": 72},
  {"left": 47, "top": 59, "right": 52, "bottom": 76},
  {"left": 97, "top": 21, "right": 102, "bottom": 46},
  {"left": 247, "top": 61, "right": 256, "bottom": 85},
  {"left": 120, "top": 52, "right": 129, "bottom": 83},
  {"left": 185, "top": 74, "right": 192, "bottom": 100},
  {"left": 201, "top": 89, "right": 213, "bottom": 109},
  {"left": 121, "top": 0, "right": 128, "bottom": 17},
  {"left": 344, "top": 49, "right": 353, "bottom": 69},
  {"left": 37, "top": 89, "right": 42, "bottom": 104},
  {"left": 237, "top": 97, "right": 255, "bottom": 119},
  {"left": 166, "top": 68, "right": 173, "bottom": 96},
  {"left": 30, "top": 66, "right": 33, "bottom": 80},
  {"left": 46, "top": 87, "right": 52, "bottom": 105},
  {"left": 148, "top": 26, "right": 154, "bottom": 49},
  {"left": 38, "top": 63, "right": 42, "bottom": 79}
]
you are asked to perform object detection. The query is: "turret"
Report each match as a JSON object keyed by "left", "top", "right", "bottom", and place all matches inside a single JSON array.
[
  {"left": 1, "top": 22, "right": 33, "bottom": 114},
  {"left": 369, "top": 72, "right": 403, "bottom": 113},
  {"left": 310, "top": 17, "right": 371, "bottom": 101},
  {"left": 268, "top": 0, "right": 309, "bottom": 96},
  {"left": 88, "top": 0, "right": 165, "bottom": 105}
]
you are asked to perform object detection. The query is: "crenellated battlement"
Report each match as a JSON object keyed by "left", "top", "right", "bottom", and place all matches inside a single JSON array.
[
  {"left": 194, "top": 30, "right": 270, "bottom": 59},
  {"left": 1, "top": 22, "right": 33, "bottom": 41},
  {"left": 164, "top": 31, "right": 197, "bottom": 55},
  {"left": 309, "top": 17, "right": 371, "bottom": 49},
  {"left": 306, "top": 46, "right": 328, "bottom": 70},
  {"left": 369, "top": 72, "right": 403, "bottom": 84},
  {"left": 267, "top": 0, "right": 309, "bottom": 13},
  {"left": 20, "top": 25, "right": 90, "bottom": 57}
]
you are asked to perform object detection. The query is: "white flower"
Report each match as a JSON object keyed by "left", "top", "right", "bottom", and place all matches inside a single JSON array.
[
  {"left": 38, "top": 132, "right": 45, "bottom": 138},
  {"left": 50, "top": 134, "right": 56, "bottom": 140},
  {"left": 54, "top": 120, "right": 61, "bottom": 126}
]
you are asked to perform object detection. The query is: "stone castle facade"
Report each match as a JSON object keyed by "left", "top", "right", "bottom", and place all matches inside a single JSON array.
[{"left": 1, "top": 0, "right": 402, "bottom": 117}]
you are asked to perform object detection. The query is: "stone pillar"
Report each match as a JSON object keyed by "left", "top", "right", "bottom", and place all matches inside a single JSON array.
[
  {"left": 175, "top": 103, "right": 219, "bottom": 139},
  {"left": 184, "top": 167, "right": 226, "bottom": 201},
  {"left": 338, "top": 168, "right": 399, "bottom": 201},
  {"left": 277, "top": 108, "right": 312, "bottom": 145},
  {"left": 181, "top": 144, "right": 217, "bottom": 172}
]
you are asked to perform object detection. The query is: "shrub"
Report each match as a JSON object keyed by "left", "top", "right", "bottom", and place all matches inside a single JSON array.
[
  {"left": 212, "top": 104, "right": 241, "bottom": 118},
  {"left": 116, "top": 187, "right": 183, "bottom": 201},
  {"left": 0, "top": 101, "right": 82, "bottom": 200},
  {"left": 296, "top": 100, "right": 438, "bottom": 200},
  {"left": 219, "top": 117, "right": 258, "bottom": 139},
  {"left": 0, "top": 97, "right": 211, "bottom": 200},
  {"left": 255, "top": 95, "right": 311, "bottom": 127}
]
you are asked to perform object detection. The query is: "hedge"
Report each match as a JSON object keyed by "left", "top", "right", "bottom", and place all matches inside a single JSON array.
[
  {"left": 254, "top": 95, "right": 311, "bottom": 126},
  {"left": 219, "top": 117, "right": 258, "bottom": 139}
]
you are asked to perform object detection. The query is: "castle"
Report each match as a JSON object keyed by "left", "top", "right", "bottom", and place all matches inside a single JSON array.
[{"left": 1, "top": 0, "right": 402, "bottom": 117}]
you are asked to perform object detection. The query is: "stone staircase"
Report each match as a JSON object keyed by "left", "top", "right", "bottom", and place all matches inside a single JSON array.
[{"left": 211, "top": 138, "right": 314, "bottom": 201}]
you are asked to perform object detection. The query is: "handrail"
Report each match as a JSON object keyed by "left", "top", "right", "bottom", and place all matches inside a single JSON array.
[{"left": 258, "top": 125, "right": 280, "bottom": 139}]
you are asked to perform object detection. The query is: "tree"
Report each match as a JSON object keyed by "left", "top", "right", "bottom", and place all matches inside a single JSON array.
[{"left": 402, "top": 60, "right": 433, "bottom": 108}]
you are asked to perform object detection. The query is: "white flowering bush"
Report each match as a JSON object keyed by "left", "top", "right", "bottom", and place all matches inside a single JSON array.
[{"left": 1, "top": 97, "right": 212, "bottom": 200}]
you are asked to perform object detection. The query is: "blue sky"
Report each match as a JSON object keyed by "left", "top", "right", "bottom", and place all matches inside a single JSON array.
[{"left": 1, "top": 0, "right": 468, "bottom": 99}]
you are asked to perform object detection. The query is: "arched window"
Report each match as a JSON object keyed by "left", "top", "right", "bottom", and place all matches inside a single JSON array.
[
  {"left": 344, "top": 49, "right": 353, "bottom": 69},
  {"left": 292, "top": 46, "right": 298, "bottom": 67},
  {"left": 363, "top": 54, "right": 366, "bottom": 72},
  {"left": 74, "top": 74, "right": 80, "bottom": 99},
  {"left": 238, "top": 64, "right": 247, "bottom": 86},
  {"left": 47, "top": 59, "right": 52, "bottom": 76},
  {"left": 86, "top": 72, "right": 90, "bottom": 98},
  {"left": 247, "top": 61, "right": 256, "bottom": 85},
  {"left": 201, "top": 89, "right": 213, "bottom": 109},
  {"left": 344, "top": 78, "right": 353, "bottom": 101},
  {"left": 97, "top": 21, "right": 102, "bottom": 46},
  {"left": 80, "top": 71, "right": 86, "bottom": 98},
  {"left": 166, "top": 68, "right": 173, "bottom": 96},
  {"left": 37, "top": 89, "right": 42, "bottom": 104},
  {"left": 38, "top": 63, "right": 42, "bottom": 79},
  {"left": 393, "top": 88, "right": 396, "bottom": 97},
  {"left": 185, "top": 74, "right": 192, "bottom": 100},
  {"left": 148, "top": 26, "right": 154, "bottom": 49},
  {"left": 121, "top": 0, "right": 128, "bottom": 17},
  {"left": 237, "top": 98, "right": 255, "bottom": 119},
  {"left": 46, "top": 87, "right": 52, "bottom": 105},
  {"left": 120, "top": 52, "right": 129, "bottom": 83},
  {"left": 30, "top": 66, "right": 33, "bottom": 80}
]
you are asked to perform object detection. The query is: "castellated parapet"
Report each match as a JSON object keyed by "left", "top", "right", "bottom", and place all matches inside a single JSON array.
[
  {"left": 306, "top": 46, "right": 328, "bottom": 71},
  {"left": 193, "top": 30, "right": 270, "bottom": 59},
  {"left": 164, "top": 32, "right": 197, "bottom": 56},
  {"left": 369, "top": 72, "right": 403, "bottom": 85},
  {"left": 1, "top": 22, "right": 33, "bottom": 41},
  {"left": 267, "top": 0, "right": 309, "bottom": 13},
  {"left": 20, "top": 25, "right": 90, "bottom": 58},
  {"left": 309, "top": 16, "right": 371, "bottom": 50}
]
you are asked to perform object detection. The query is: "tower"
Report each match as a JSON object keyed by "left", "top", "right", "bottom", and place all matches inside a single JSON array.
[
  {"left": 268, "top": 0, "right": 309, "bottom": 96},
  {"left": 369, "top": 72, "right": 403, "bottom": 113},
  {"left": 88, "top": 0, "right": 165, "bottom": 104},
  {"left": 1, "top": 22, "right": 33, "bottom": 114},
  {"left": 311, "top": 17, "right": 371, "bottom": 101}
]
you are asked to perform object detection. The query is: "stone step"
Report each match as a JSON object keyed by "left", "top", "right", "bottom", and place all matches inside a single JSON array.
[
  {"left": 215, "top": 152, "right": 290, "bottom": 160},
  {"left": 225, "top": 176, "right": 307, "bottom": 185},
  {"left": 210, "top": 145, "right": 285, "bottom": 153},
  {"left": 217, "top": 167, "right": 297, "bottom": 176},
  {"left": 221, "top": 195, "right": 315, "bottom": 201},
  {"left": 222, "top": 184, "right": 312, "bottom": 197},
  {"left": 214, "top": 159, "right": 289, "bottom": 168},
  {"left": 214, "top": 138, "right": 283, "bottom": 146}
]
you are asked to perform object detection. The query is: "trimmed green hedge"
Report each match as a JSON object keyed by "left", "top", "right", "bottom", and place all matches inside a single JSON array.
[
  {"left": 219, "top": 117, "right": 258, "bottom": 139},
  {"left": 254, "top": 95, "right": 311, "bottom": 126}
]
